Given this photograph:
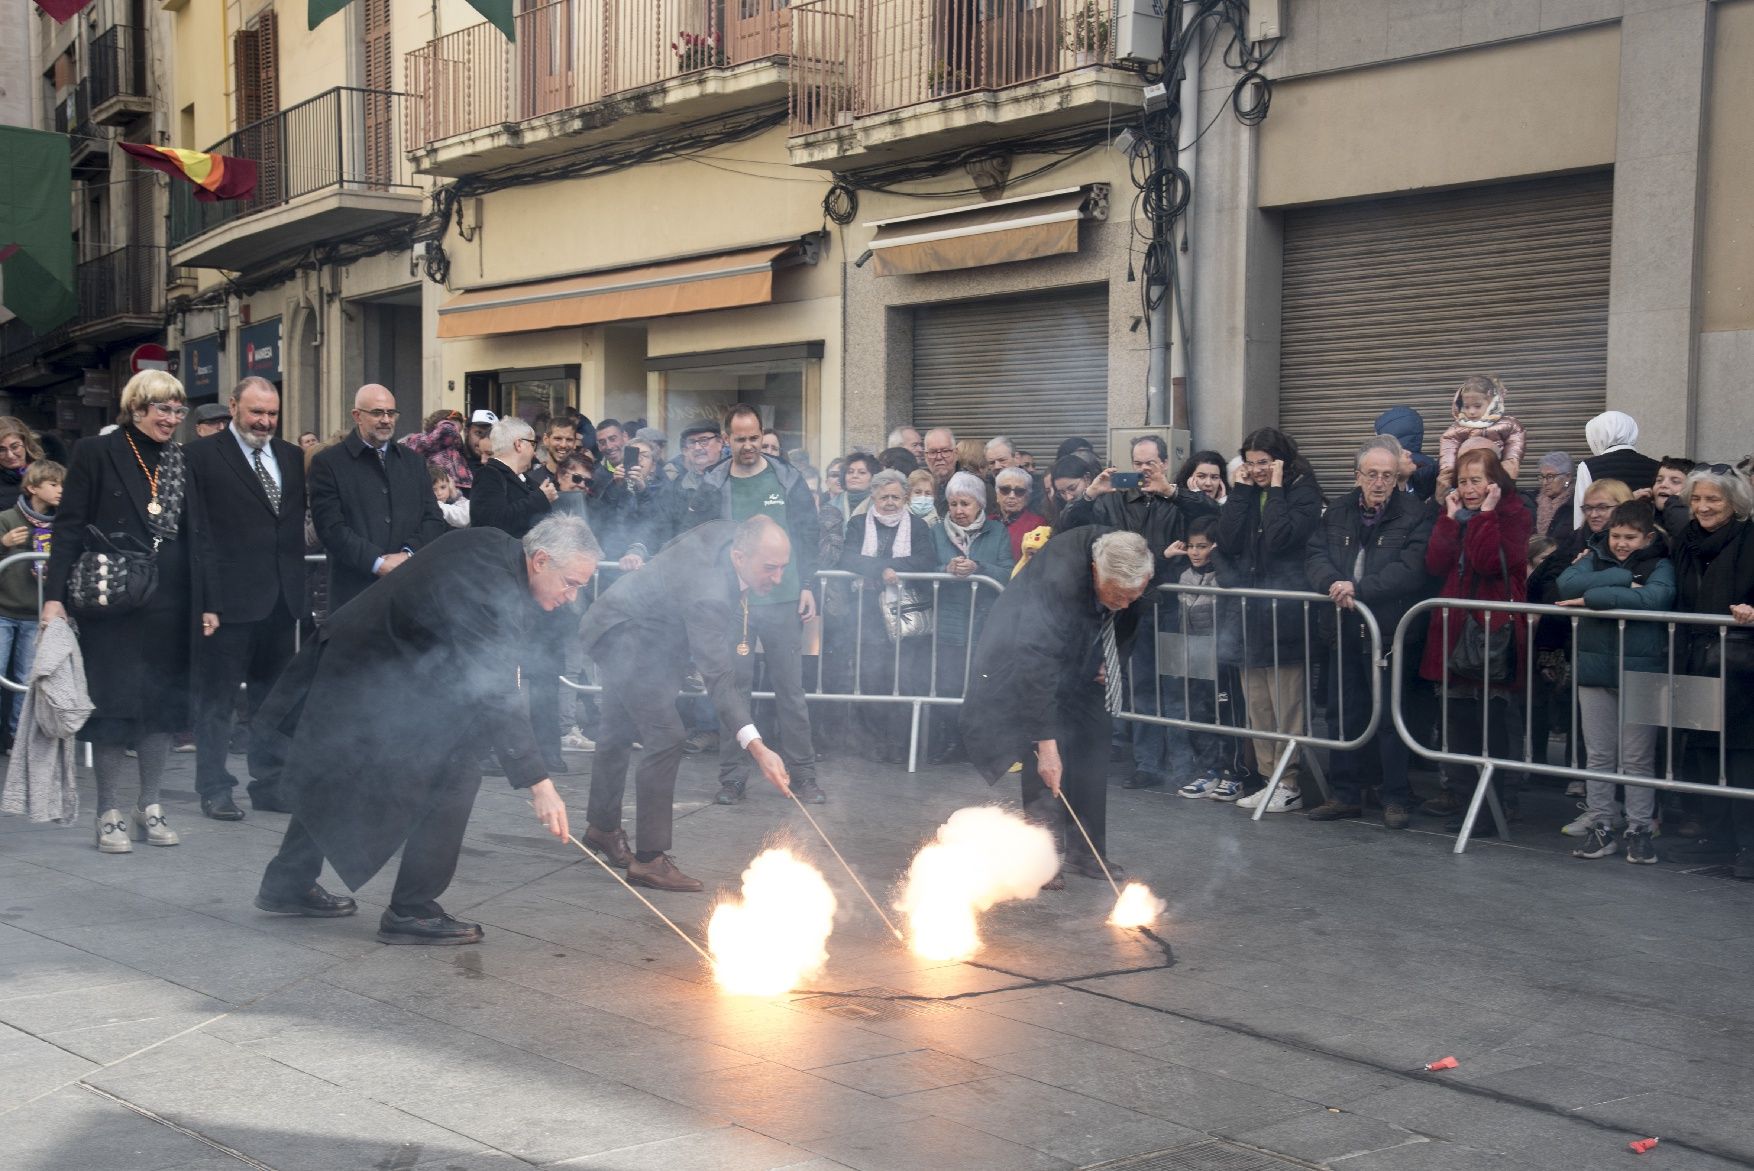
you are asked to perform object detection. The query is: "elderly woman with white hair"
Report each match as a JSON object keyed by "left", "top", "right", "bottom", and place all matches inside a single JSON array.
[
  {"left": 40, "top": 371, "right": 207, "bottom": 853},
  {"left": 838, "top": 468, "right": 937, "bottom": 764},
  {"left": 993, "top": 466, "right": 1046, "bottom": 561},
  {"left": 470, "top": 416, "right": 558, "bottom": 539},
  {"left": 924, "top": 471, "right": 1014, "bottom": 763},
  {"left": 1666, "top": 464, "right": 1754, "bottom": 873}
]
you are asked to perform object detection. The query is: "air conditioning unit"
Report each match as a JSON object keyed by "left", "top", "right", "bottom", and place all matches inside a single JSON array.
[{"left": 1114, "top": 0, "right": 1165, "bottom": 65}]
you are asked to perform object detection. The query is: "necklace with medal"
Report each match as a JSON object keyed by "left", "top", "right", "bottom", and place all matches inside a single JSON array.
[
  {"left": 737, "top": 594, "right": 751, "bottom": 656},
  {"left": 124, "top": 430, "right": 164, "bottom": 516}
]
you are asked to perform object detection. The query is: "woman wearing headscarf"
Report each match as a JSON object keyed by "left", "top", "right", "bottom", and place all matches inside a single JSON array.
[
  {"left": 1574, "top": 411, "right": 1659, "bottom": 528},
  {"left": 927, "top": 472, "right": 1014, "bottom": 762},
  {"left": 838, "top": 469, "right": 936, "bottom": 763}
]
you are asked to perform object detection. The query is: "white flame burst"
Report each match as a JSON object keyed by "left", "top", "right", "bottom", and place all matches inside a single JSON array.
[
  {"left": 1107, "top": 881, "right": 1166, "bottom": 929},
  {"left": 708, "top": 848, "right": 837, "bottom": 997},
  {"left": 897, "top": 806, "right": 1060, "bottom": 962}
]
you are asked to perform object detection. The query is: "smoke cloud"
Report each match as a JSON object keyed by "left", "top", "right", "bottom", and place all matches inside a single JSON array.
[{"left": 896, "top": 806, "right": 1060, "bottom": 962}]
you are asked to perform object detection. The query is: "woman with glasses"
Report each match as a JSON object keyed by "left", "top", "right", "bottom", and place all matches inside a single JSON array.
[
  {"left": 0, "top": 417, "right": 45, "bottom": 512},
  {"left": 40, "top": 372, "right": 206, "bottom": 853},
  {"left": 1216, "top": 427, "right": 1325, "bottom": 813},
  {"left": 993, "top": 467, "right": 1046, "bottom": 561}
]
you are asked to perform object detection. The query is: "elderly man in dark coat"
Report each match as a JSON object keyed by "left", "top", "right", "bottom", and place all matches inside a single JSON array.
[
  {"left": 249, "top": 515, "right": 598, "bottom": 945},
  {"left": 579, "top": 516, "right": 794, "bottom": 893},
  {"left": 960, "top": 527, "right": 1155, "bottom": 886}
]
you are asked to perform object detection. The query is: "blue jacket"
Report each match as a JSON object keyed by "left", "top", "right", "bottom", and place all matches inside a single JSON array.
[
  {"left": 1555, "top": 533, "right": 1677, "bottom": 687},
  {"left": 1376, "top": 405, "right": 1438, "bottom": 502},
  {"left": 931, "top": 522, "right": 1013, "bottom": 644}
]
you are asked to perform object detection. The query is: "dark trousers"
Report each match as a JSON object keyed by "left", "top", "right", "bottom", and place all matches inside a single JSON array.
[
  {"left": 1685, "top": 741, "right": 1754, "bottom": 849},
  {"left": 1021, "top": 691, "right": 1111, "bottom": 860},
  {"left": 1326, "top": 644, "right": 1411, "bottom": 808},
  {"left": 194, "top": 598, "right": 295, "bottom": 800},
  {"left": 589, "top": 630, "right": 688, "bottom": 854},
  {"left": 719, "top": 602, "right": 817, "bottom": 786},
  {"left": 259, "top": 766, "right": 481, "bottom": 918},
  {"left": 525, "top": 607, "right": 572, "bottom": 768}
]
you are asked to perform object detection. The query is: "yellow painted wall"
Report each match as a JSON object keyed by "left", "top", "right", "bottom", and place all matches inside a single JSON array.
[
  {"left": 168, "top": 0, "right": 229, "bottom": 150},
  {"left": 1257, "top": 24, "right": 1621, "bottom": 208},
  {"left": 1701, "top": 0, "right": 1754, "bottom": 333}
]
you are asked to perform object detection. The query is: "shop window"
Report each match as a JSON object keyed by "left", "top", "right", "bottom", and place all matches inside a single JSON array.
[
  {"left": 467, "top": 365, "right": 579, "bottom": 426},
  {"left": 651, "top": 343, "right": 822, "bottom": 463}
]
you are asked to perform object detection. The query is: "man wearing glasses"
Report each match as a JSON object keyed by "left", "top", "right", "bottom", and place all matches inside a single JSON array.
[
  {"left": 308, "top": 384, "right": 447, "bottom": 613},
  {"left": 1060, "top": 434, "right": 1218, "bottom": 790},
  {"left": 658, "top": 420, "right": 726, "bottom": 542}
]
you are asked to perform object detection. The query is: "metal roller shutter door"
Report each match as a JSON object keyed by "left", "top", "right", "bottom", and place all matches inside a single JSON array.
[
  {"left": 913, "top": 287, "right": 1109, "bottom": 462},
  {"left": 1279, "top": 173, "right": 1612, "bottom": 492}
]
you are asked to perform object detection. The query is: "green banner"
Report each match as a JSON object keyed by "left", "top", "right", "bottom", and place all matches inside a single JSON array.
[
  {"left": 310, "top": 0, "right": 512, "bottom": 37},
  {"left": 0, "top": 126, "right": 76, "bottom": 333}
]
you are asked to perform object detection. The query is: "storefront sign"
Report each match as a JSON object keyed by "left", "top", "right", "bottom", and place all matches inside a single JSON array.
[
  {"left": 239, "top": 318, "right": 282, "bottom": 383},
  {"left": 183, "top": 334, "right": 221, "bottom": 401}
]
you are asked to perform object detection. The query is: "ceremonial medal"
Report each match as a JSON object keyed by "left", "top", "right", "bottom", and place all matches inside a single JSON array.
[
  {"left": 147, "top": 500, "right": 162, "bottom": 516},
  {"left": 737, "top": 641, "right": 750, "bottom": 656},
  {"left": 737, "top": 594, "right": 750, "bottom": 655}
]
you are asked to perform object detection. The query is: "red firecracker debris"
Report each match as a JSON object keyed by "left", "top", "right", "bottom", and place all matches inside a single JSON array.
[
  {"left": 1423, "top": 1056, "right": 1459, "bottom": 1071},
  {"left": 1629, "top": 1137, "right": 1660, "bottom": 1154}
]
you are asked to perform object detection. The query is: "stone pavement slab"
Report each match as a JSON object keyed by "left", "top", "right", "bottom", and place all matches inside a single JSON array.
[{"left": 4, "top": 746, "right": 1754, "bottom": 1169}]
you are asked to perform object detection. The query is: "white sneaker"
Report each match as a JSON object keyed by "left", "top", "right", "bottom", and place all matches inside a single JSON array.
[
  {"left": 560, "top": 728, "right": 596, "bottom": 752},
  {"left": 1260, "top": 788, "right": 1303, "bottom": 814},
  {"left": 1560, "top": 811, "right": 1597, "bottom": 838},
  {"left": 130, "top": 804, "right": 179, "bottom": 847},
  {"left": 1236, "top": 787, "right": 1266, "bottom": 810},
  {"left": 1177, "top": 773, "right": 1221, "bottom": 799},
  {"left": 95, "top": 809, "right": 132, "bottom": 854}
]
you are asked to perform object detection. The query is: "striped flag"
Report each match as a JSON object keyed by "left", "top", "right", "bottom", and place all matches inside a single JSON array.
[
  {"left": 308, "top": 0, "right": 512, "bottom": 37},
  {"left": 33, "top": 0, "right": 94, "bottom": 23},
  {"left": 118, "top": 142, "right": 259, "bottom": 202}
]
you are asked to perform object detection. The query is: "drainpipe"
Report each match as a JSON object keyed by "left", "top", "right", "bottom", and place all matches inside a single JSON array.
[
  {"left": 1144, "top": 2, "right": 1185, "bottom": 427},
  {"left": 1168, "top": 4, "right": 1199, "bottom": 431}
]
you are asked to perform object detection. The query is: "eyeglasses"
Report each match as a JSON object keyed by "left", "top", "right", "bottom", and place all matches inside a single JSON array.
[
  {"left": 147, "top": 403, "right": 190, "bottom": 419},
  {"left": 357, "top": 408, "right": 400, "bottom": 420},
  {"left": 1244, "top": 458, "right": 1274, "bottom": 470},
  {"left": 996, "top": 486, "right": 1028, "bottom": 496},
  {"left": 1357, "top": 470, "right": 1397, "bottom": 483},
  {"left": 1580, "top": 503, "right": 1615, "bottom": 514},
  {"left": 1537, "top": 473, "right": 1567, "bottom": 482},
  {"left": 685, "top": 435, "right": 720, "bottom": 449},
  {"left": 925, "top": 447, "right": 955, "bottom": 457}
]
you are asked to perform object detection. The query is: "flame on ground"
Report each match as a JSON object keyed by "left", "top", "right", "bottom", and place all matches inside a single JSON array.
[
  {"left": 708, "top": 848, "right": 837, "bottom": 997},
  {"left": 897, "top": 806, "right": 1060, "bottom": 962},
  {"left": 1108, "top": 881, "right": 1166, "bottom": 929}
]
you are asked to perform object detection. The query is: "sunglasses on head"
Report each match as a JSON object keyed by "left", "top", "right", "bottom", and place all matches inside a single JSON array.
[{"left": 1707, "top": 463, "right": 1735, "bottom": 477}]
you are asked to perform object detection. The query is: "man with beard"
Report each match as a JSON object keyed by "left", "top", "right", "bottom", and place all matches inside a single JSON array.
[
  {"left": 250, "top": 515, "right": 594, "bottom": 944},
  {"left": 184, "top": 377, "right": 308, "bottom": 820}
]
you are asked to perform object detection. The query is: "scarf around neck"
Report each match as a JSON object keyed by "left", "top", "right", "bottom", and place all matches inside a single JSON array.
[
  {"left": 861, "top": 506, "right": 911, "bottom": 559},
  {"left": 943, "top": 510, "right": 986, "bottom": 556}
]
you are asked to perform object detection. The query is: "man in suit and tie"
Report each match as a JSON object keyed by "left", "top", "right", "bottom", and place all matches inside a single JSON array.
[
  {"left": 308, "top": 384, "right": 446, "bottom": 615},
  {"left": 183, "top": 377, "right": 308, "bottom": 821},
  {"left": 579, "top": 516, "right": 795, "bottom": 892}
]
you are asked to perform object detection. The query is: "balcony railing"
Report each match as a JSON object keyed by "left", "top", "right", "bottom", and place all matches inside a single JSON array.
[
  {"left": 89, "top": 25, "right": 150, "bottom": 117},
  {"left": 170, "top": 87, "right": 416, "bottom": 249},
  {"left": 788, "top": 0, "right": 1117, "bottom": 133},
  {"left": 0, "top": 245, "right": 165, "bottom": 374},
  {"left": 405, "top": 0, "right": 791, "bottom": 147}
]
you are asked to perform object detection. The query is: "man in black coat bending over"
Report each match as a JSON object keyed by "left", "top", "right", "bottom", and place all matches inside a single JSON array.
[
  {"left": 960, "top": 527, "right": 1154, "bottom": 886},
  {"left": 185, "top": 376, "right": 309, "bottom": 821},
  {"left": 250, "top": 516, "right": 595, "bottom": 945},
  {"left": 308, "top": 383, "right": 446, "bottom": 614},
  {"left": 579, "top": 516, "right": 795, "bottom": 892}
]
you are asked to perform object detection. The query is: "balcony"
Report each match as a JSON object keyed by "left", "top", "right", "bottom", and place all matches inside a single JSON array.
[
  {"left": 405, "top": 0, "right": 791, "bottom": 177},
  {"left": 786, "top": 0, "right": 1141, "bottom": 168},
  {"left": 169, "top": 87, "right": 421, "bottom": 271},
  {"left": 89, "top": 25, "right": 152, "bottom": 125},
  {"left": 0, "top": 246, "right": 165, "bottom": 385},
  {"left": 55, "top": 81, "right": 113, "bottom": 177}
]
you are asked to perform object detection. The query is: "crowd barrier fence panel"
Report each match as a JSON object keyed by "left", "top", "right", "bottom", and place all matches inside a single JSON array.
[{"left": 1389, "top": 597, "right": 1752, "bottom": 854}]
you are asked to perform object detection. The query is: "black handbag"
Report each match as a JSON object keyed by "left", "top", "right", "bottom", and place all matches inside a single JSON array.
[
  {"left": 1447, "top": 546, "right": 1515, "bottom": 683},
  {"left": 66, "top": 526, "right": 159, "bottom": 616}
]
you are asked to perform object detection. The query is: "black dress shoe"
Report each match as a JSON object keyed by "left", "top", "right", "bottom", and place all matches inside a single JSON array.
[
  {"left": 248, "top": 792, "right": 291, "bottom": 814},
  {"left": 377, "top": 910, "right": 484, "bottom": 946},
  {"left": 200, "top": 793, "right": 245, "bottom": 821},
  {"left": 255, "top": 884, "right": 357, "bottom": 917},
  {"left": 1122, "top": 771, "right": 1164, "bottom": 790},
  {"left": 715, "top": 779, "right": 746, "bottom": 805},
  {"left": 792, "top": 779, "right": 827, "bottom": 804},
  {"left": 1066, "top": 853, "right": 1125, "bottom": 881}
]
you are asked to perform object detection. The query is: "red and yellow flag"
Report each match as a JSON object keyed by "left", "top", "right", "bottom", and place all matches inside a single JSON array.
[{"left": 118, "top": 142, "right": 259, "bottom": 203}]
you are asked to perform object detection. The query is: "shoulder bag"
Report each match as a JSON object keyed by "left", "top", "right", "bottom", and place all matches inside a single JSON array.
[
  {"left": 66, "top": 527, "right": 159, "bottom": 616},
  {"left": 1446, "top": 544, "right": 1514, "bottom": 683},
  {"left": 880, "top": 582, "right": 934, "bottom": 642}
]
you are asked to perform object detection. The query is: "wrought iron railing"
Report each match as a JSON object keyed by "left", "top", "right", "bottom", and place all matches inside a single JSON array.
[
  {"left": 788, "top": 0, "right": 1118, "bottom": 134},
  {"left": 89, "top": 24, "right": 149, "bottom": 111},
  {"left": 78, "top": 245, "right": 165, "bottom": 323},
  {"left": 169, "top": 87, "right": 416, "bottom": 249},
  {"left": 405, "top": 0, "right": 792, "bottom": 147}
]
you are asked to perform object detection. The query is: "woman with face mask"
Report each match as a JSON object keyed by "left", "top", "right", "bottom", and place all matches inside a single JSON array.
[
  {"left": 907, "top": 469, "right": 940, "bottom": 527},
  {"left": 838, "top": 469, "right": 937, "bottom": 764}
]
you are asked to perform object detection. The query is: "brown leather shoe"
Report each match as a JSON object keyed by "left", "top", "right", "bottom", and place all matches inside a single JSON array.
[
  {"left": 626, "top": 854, "right": 704, "bottom": 893},
  {"left": 583, "top": 824, "right": 633, "bottom": 868},
  {"left": 1040, "top": 870, "right": 1066, "bottom": 891}
]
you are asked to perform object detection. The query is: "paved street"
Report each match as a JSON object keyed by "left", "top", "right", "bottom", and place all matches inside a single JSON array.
[{"left": 4, "top": 743, "right": 1753, "bottom": 1171}]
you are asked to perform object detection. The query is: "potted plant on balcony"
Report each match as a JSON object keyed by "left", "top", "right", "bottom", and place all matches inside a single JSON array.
[
  {"left": 1064, "top": 1, "right": 1110, "bottom": 66},
  {"left": 672, "top": 30, "right": 726, "bottom": 73}
]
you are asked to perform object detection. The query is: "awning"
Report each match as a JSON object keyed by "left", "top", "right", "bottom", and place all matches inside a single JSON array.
[
  {"left": 437, "top": 240, "right": 815, "bottom": 338},
  {"left": 865, "top": 184, "right": 1109, "bottom": 277}
]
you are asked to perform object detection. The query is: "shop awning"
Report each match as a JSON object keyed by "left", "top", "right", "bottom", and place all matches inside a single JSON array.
[
  {"left": 437, "top": 239, "right": 816, "bottom": 338},
  {"left": 864, "top": 185, "right": 1108, "bottom": 277}
]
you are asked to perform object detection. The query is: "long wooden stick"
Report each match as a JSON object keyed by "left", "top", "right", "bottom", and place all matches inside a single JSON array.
[
  {"left": 788, "top": 789, "right": 905, "bottom": 941},
  {"left": 1057, "top": 789, "right": 1122, "bottom": 897},
  {"left": 560, "top": 831, "right": 714, "bottom": 965}
]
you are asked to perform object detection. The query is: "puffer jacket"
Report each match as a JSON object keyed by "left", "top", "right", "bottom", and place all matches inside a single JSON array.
[
  {"left": 1555, "top": 532, "right": 1677, "bottom": 687},
  {"left": 1376, "top": 406, "right": 1438, "bottom": 502}
]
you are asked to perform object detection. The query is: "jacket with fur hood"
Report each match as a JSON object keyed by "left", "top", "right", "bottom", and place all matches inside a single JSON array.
[{"left": 1438, "top": 381, "right": 1525, "bottom": 487}]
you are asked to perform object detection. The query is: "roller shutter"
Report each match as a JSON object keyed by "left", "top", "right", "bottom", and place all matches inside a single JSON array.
[
  {"left": 913, "top": 286, "right": 1108, "bottom": 462},
  {"left": 1279, "top": 172, "right": 1612, "bottom": 491}
]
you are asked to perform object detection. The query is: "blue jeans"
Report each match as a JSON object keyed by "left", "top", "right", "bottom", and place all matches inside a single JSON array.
[{"left": 0, "top": 614, "right": 38, "bottom": 739}]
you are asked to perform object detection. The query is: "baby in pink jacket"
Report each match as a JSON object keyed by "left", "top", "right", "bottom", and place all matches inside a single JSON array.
[{"left": 1438, "top": 375, "right": 1525, "bottom": 490}]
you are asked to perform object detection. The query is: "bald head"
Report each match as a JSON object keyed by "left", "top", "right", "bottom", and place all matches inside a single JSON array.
[
  {"left": 352, "top": 384, "right": 398, "bottom": 445},
  {"left": 730, "top": 515, "right": 791, "bottom": 597}
]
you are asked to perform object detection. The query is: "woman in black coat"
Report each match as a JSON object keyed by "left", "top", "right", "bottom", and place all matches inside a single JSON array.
[
  {"left": 838, "top": 469, "right": 936, "bottom": 763},
  {"left": 1215, "top": 427, "right": 1323, "bottom": 811},
  {"left": 1667, "top": 465, "right": 1754, "bottom": 871},
  {"left": 42, "top": 372, "right": 208, "bottom": 852}
]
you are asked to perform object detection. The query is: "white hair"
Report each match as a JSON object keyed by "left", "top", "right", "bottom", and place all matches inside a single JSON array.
[
  {"left": 524, "top": 514, "right": 602, "bottom": 563},
  {"left": 1092, "top": 531, "right": 1153, "bottom": 590},
  {"left": 994, "top": 466, "right": 1031, "bottom": 490},
  {"left": 986, "top": 436, "right": 1015, "bottom": 457},
  {"left": 946, "top": 470, "right": 987, "bottom": 508},
  {"left": 887, "top": 425, "right": 920, "bottom": 447},
  {"left": 1358, "top": 434, "right": 1403, "bottom": 469},
  {"left": 869, "top": 468, "right": 909, "bottom": 495},
  {"left": 490, "top": 416, "right": 534, "bottom": 454}
]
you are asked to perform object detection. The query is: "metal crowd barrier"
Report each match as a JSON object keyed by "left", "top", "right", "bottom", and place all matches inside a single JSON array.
[
  {"left": 561, "top": 567, "right": 1008, "bottom": 772},
  {"left": 1116, "top": 583, "right": 1386, "bottom": 820},
  {"left": 0, "top": 551, "right": 49, "bottom": 695},
  {"left": 1390, "top": 597, "right": 1754, "bottom": 854}
]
